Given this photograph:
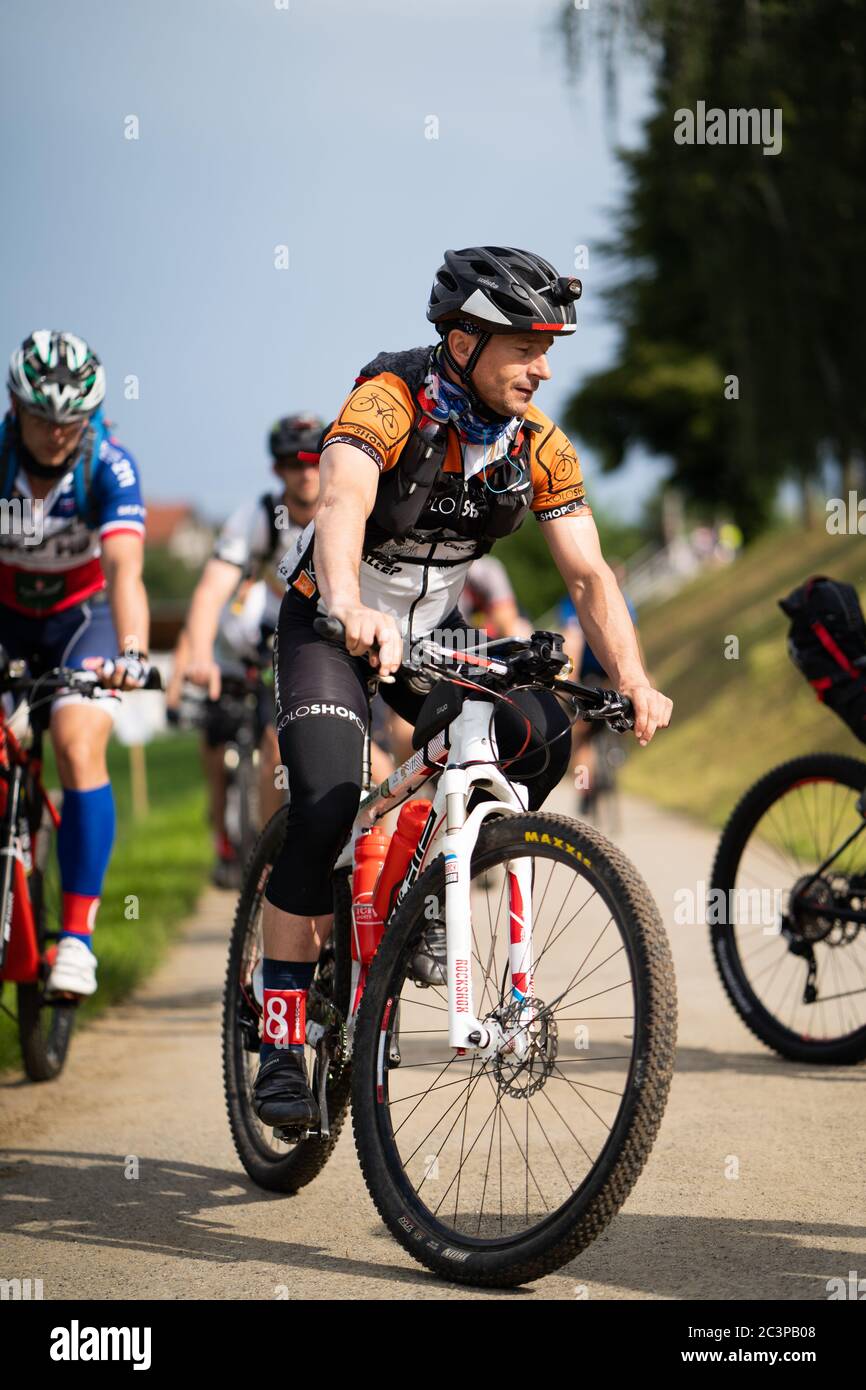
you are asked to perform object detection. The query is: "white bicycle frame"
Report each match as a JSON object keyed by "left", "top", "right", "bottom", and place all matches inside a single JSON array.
[{"left": 333, "top": 689, "right": 536, "bottom": 1060}]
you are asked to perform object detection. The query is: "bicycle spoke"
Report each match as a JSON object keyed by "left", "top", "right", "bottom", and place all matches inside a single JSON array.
[
  {"left": 480, "top": 1071, "right": 551, "bottom": 1213},
  {"left": 452, "top": 1056, "right": 477, "bottom": 1223},
  {"left": 548, "top": 1061, "right": 615, "bottom": 1130},
  {"left": 390, "top": 1053, "right": 464, "bottom": 1135}
]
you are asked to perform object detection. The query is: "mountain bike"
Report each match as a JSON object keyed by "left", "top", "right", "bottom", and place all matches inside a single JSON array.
[
  {"left": 710, "top": 753, "right": 866, "bottom": 1064},
  {"left": 0, "top": 656, "right": 161, "bottom": 1080},
  {"left": 223, "top": 622, "right": 676, "bottom": 1287}
]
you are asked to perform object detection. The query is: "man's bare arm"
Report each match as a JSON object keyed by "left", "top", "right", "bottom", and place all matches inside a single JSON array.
[
  {"left": 315, "top": 443, "right": 403, "bottom": 676},
  {"left": 183, "top": 557, "right": 244, "bottom": 695},
  {"left": 542, "top": 510, "right": 671, "bottom": 744}
]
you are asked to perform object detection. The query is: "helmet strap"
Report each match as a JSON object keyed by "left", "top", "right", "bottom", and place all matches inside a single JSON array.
[
  {"left": 437, "top": 330, "right": 509, "bottom": 425},
  {"left": 461, "top": 330, "right": 491, "bottom": 385}
]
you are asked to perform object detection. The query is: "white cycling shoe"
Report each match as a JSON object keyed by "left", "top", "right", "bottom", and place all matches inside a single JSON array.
[{"left": 46, "top": 937, "right": 98, "bottom": 997}]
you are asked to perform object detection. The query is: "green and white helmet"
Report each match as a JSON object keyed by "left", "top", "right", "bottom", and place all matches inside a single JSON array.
[{"left": 7, "top": 330, "right": 106, "bottom": 422}]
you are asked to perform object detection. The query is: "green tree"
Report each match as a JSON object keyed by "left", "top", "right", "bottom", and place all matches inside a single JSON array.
[{"left": 560, "top": 0, "right": 866, "bottom": 537}]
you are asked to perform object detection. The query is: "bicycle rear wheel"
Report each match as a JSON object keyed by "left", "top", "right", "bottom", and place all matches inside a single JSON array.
[
  {"left": 17, "top": 795, "right": 75, "bottom": 1082},
  {"left": 222, "top": 807, "right": 353, "bottom": 1191},
  {"left": 710, "top": 753, "right": 866, "bottom": 1063},
  {"left": 352, "top": 810, "right": 676, "bottom": 1287}
]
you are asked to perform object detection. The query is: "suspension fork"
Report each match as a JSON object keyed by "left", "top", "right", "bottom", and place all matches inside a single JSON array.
[
  {"left": 441, "top": 769, "right": 519, "bottom": 1056},
  {"left": 507, "top": 856, "right": 534, "bottom": 999},
  {"left": 504, "top": 856, "right": 536, "bottom": 1061}
]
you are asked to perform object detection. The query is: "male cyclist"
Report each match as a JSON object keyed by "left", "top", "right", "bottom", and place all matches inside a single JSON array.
[
  {"left": 172, "top": 415, "right": 322, "bottom": 882},
  {"left": 255, "top": 246, "right": 673, "bottom": 1130},
  {"left": 0, "top": 331, "right": 148, "bottom": 997}
]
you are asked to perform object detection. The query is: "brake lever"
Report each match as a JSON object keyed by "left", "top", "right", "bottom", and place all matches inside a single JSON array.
[{"left": 571, "top": 689, "right": 635, "bottom": 732}]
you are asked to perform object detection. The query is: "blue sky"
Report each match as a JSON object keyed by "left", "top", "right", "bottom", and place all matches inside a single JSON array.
[{"left": 0, "top": 0, "right": 666, "bottom": 522}]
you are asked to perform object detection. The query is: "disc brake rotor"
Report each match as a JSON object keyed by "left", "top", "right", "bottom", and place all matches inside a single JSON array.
[{"left": 491, "top": 995, "right": 558, "bottom": 1098}]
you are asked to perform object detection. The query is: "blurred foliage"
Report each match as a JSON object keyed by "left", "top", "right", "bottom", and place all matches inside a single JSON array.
[
  {"left": 560, "top": 0, "right": 866, "bottom": 539},
  {"left": 143, "top": 545, "right": 201, "bottom": 602}
]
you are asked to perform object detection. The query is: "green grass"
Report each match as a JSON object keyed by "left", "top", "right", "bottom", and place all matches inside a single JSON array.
[
  {"left": 0, "top": 731, "right": 211, "bottom": 1073},
  {"left": 621, "top": 522, "right": 866, "bottom": 826}
]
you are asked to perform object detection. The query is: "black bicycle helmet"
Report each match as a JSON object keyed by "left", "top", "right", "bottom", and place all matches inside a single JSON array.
[
  {"left": 427, "top": 247, "right": 581, "bottom": 337},
  {"left": 427, "top": 247, "right": 581, "bottom": 395},
  {"left": 268, "top": 413, "right": 325, "bottom": 460}
]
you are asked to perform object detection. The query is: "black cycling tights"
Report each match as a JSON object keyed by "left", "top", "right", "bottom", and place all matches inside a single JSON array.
[{"left": 264, "top": 600, "right": 572, "bottom": 917}]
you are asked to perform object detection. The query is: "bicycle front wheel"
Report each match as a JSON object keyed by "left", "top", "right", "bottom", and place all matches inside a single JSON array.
[{"left": 352, "top": 811, "right": 676, "bottom": 1287}]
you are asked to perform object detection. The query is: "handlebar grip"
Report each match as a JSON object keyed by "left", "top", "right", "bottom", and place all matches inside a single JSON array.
[
  {"left": 311, "top": 613, "right": 395, "bottom": 682},
  {"left": 145, "top": 666, "right": 164, "bottom": 692},
  {"left": 313, "top": 615, "right": 346, "bottom": 643}
]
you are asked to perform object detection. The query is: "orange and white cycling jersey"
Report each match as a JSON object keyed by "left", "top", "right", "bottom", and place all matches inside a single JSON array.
[{"left": 278, "top": 350, "right": 590, "bottom": 642}]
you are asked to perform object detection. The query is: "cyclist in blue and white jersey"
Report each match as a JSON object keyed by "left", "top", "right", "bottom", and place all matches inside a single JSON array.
[{"left": 0, "top": 330, "right": 149, "bottom": 998}]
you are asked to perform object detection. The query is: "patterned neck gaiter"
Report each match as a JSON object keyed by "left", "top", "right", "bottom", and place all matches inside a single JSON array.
[{"left": 424, "top": 350, "right": 516, "bottom": 448}]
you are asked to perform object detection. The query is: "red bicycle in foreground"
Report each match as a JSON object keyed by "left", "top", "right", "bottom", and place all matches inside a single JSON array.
[{"left": 0, "top": 654, "right": 159, "bottom": 1080}]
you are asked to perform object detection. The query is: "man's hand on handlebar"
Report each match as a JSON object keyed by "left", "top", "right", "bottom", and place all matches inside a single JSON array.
[
  {"left": 619, "top": 680, "right": 672, "bottom": 746},
  {"left": 182, "top": 646, "right": 222, "bottom": 701},
  {"left": 330, "top": 604, "right": 403, "bottom": 678}
]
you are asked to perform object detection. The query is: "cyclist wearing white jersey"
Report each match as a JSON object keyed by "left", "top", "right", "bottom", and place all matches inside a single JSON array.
[
  {"left": 458, "top": 553, "right": 531, "bottom": 639},
  {"left": 172, "top": 415, "right": 322, "bottom": 878}
]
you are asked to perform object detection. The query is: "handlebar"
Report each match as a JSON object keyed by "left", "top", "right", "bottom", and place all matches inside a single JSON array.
[
  {"left": 314, "top": 615, "right": 350, "bottom": 646},
  {"left": 0, "top": 660, "right": 163, "bottom": 701},
  {"left": 313, "top": 614, "right": 397, "bottom": 683},
  {"left": 313, "top": 615, "right": 635, "bottom": 732}
]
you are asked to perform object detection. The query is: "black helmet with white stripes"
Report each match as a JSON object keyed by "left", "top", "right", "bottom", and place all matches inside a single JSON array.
[
  {"left": 7, "top": 330, "right": 105, "bottom": 422},
  {"left": 427, "top": 247, "right": 581, "bottom": 337}
]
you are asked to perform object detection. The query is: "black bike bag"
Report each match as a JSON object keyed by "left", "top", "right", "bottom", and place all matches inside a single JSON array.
[{"left": 779, "top": 575, "right": 866, "bottom": 742}]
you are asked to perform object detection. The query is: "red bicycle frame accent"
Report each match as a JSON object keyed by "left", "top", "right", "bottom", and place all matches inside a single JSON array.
[{"left": 0, "top": 718, "right": 60, "bottom": 985}]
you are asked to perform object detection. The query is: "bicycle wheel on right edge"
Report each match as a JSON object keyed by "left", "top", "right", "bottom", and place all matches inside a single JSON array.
[
  {"left": 222, "top": 806, "right": 353, "bottom": 1192},
  {"left": 352, "top": 810, "right": 677, "bottom": 1288},
  {"left": 710, "top": 753, "right": 866, "bottom": 1064}
]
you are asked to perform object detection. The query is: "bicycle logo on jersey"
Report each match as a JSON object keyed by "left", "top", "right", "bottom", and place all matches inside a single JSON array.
[
  {"left": 352, "top": 389, "right": 403, "bottom": 440},
  {"left": 552, "top": 446, "right": 578, "bottom": 484}
]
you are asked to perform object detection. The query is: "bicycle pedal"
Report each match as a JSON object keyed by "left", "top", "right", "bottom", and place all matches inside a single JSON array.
[{"left": 272, "top": 1124, "right": 313, "bottom": 1145}]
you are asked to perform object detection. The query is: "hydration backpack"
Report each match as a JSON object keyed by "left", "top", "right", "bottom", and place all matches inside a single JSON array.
[{"left": 779, "top": 575, "right": 866, "bottom": 742}]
